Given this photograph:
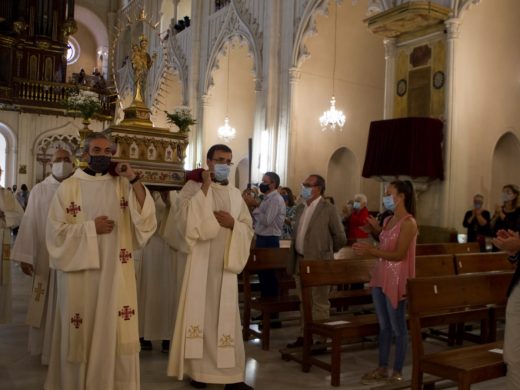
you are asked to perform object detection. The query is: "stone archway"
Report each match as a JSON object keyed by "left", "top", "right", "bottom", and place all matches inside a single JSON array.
[
  {"left": 326, "top": 147, "right": 359, "bottom": 209},
  {"left": 491, "top": 131, "right": 520, "bottom": 204}
]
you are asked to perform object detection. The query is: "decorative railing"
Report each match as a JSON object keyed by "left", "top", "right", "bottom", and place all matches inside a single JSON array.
[{"left": 8, "top": 78, "right": 116, "bottom": 118}]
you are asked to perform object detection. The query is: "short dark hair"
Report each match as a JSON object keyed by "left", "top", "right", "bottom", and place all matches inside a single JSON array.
[
  {"left": 310, "top": 174, "right": 326, "bottom": 195},
  {"left": 264, "top": 172, "right": 280, "bottom": 188},
  {"left": 83, "top": 132, "right": 112, "bottom": 154},
  {"left": 206, "top": 144, "right": 232, "bottom": 161}
]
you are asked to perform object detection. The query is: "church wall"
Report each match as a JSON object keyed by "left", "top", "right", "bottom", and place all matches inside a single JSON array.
[
  {"left": 68, "top": 20, "right": 99, "bottom": 76},
  {"left": 447, "top": 0, "right": 520, "bottom": 231},
  {"left": 289, "top": 1, "right": 385, "bottom": 211},
  {"left": 0, "top": 112, "right": 104, "bottom": 187},
  {"left": 203, "top": 43, "right": 255, "bottom": 189}
]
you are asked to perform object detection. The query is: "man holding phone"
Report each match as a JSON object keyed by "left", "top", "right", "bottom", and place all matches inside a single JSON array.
[{"left": 45, "top": 132, "right": 157, "bottom": 390}]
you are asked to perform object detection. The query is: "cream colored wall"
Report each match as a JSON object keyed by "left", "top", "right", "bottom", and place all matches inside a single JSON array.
[
  {"left": 0, "top": 111, "right": 103, "bottom": 187},
  {"left": 67, "top": 21, "right": 98, "bottom": 77},
  {"left": 440, "top": 0, "right": 520, "bottom": 230},
  {"left": 289, "top": 1, "right": 385, "bottom": 211},
  {"left": 203, "top": 43, "right": 255, "bottom": 189}
]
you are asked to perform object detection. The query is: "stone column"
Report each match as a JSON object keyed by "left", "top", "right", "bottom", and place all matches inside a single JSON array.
[
  {"left": 383, "top": 38, "right": 396, "bottom": 119},
  {"left": 442, "top": 17, "right": 461, "bottom": 227}
]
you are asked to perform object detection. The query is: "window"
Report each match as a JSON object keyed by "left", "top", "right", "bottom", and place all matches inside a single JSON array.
[
  {"left": 66, "top": 36, "right": 80, "bottom": 65},
  {"left": 0, "top": 133, "right": 6, "bottom": 188}
]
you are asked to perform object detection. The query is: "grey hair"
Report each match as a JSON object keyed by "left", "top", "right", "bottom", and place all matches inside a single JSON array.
[
  {"left": 474, "top": 193, "right": 484, "bottom": 200},
  {"left": 354, "top": 193, "right": 368, "bottom": 204},
  {"left": 82, "top": 132, "right": 112, "bottom": 154}
]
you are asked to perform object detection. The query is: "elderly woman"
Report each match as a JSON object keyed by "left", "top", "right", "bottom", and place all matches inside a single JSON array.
[{"left": 349, "top": 193, "right": 370, "bottom": 241}]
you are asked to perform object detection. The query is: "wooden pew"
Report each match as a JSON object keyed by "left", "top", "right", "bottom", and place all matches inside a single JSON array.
[
  {"left": 455, "top": 252, "right": 515, "bottom": 274},
  {"left": 415, "top": 242, "right": 480, "bottom": 256},
  {"left": 407, "top": 271, "right": 512, "bottom": 390},
  {"left": 415, "top": 254, "right": 456, "bottom": 277},
  {"left": 299, "top": 259, "right": 378, "bottom": 387},
  {"left": 241, "top": 247, "right": 299, "bottom": 350}
]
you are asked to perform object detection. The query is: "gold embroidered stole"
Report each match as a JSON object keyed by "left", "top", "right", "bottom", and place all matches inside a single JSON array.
[
  {"left": 61, "top": 177, "right": 138, "bottom": 362},
  {"left": 184, "top": 187, "right": 245, "bottom": 369}
]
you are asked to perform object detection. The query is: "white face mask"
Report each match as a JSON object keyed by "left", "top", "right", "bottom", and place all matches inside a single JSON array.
[{"left": 52, "top": 161, "right": 73, "bottom": 179}]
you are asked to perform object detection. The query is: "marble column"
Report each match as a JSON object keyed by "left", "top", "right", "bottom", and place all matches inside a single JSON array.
[
  {"left": 442, "top": 17, "right": 461, "bottom": 227},
  {"left": 383, "top": 38, "right": 396, "bottom": 120}
]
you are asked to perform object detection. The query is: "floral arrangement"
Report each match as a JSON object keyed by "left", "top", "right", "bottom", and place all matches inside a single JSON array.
[
  {"left": 165, "top": 106, "right": 196, "bottom": 132},
  {"left": 63, "top": 90, "right": 101, "bottom": 120}
]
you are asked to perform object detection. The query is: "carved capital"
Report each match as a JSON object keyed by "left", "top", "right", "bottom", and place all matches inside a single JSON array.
[{"left": 445, "top": 18, "right": 461, "bottom": 40}]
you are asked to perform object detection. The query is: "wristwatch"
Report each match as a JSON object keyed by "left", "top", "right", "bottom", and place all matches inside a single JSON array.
[{"left": 129, "top": 174, "right": 140, "bottom": 184}]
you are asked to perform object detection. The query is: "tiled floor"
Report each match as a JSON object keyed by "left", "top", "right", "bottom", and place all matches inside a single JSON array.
[{"left": 0, "top": 265, "right": 506, "bottom": 389}]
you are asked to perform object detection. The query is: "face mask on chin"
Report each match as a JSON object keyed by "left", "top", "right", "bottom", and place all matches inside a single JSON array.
[
  {"left": 88, "top": 155, "right": 111, "bottom": 173},
  {"left": 52, "top": 161, "right": 73, "bottom": 179}
]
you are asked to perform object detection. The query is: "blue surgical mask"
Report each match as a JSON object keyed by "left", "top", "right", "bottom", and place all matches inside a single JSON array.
[
  {"left": 301, "top": 185, "right": 312, "bottom": 200},
  {"left": 214, "top": 164, "right": 230, "bottom": 182},
  {"left": 383, "top": 195, "right": 395, "bottom": 211},
  {"left": 282, "top": 194, "right": 289, "bottom": 202},
  {"left": 353, "top": 201, "right": 361, "bottom": 210}
]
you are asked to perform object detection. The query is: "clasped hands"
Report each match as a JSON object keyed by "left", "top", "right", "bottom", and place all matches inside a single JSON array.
[
  {"left": 214, "top": 210, "right": 234, "bottom": 229},
  {"left": 492, "top": 229, "right": 520, "bottom": 255}
]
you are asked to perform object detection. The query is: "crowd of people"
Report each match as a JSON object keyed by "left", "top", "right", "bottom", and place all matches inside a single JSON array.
[{"left": 0, "top": 138, "right": 519, "bottom": 389}]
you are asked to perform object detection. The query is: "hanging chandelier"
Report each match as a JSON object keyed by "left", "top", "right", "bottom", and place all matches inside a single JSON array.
[
  {"left": 320, "top": 1, "right": 346, "bottom": 131},
  {"left": 217, "top": 116, "right": 236, "bottom": 142},
  {"left": 217, "top": 46, "right": 237, "bottom": 142},
  {"left": 319, "top": 96, "right": 345, "bottom": 130}
]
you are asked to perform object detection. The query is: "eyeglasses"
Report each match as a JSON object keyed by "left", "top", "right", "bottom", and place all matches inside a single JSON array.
[
  {"left": 302, "top": 183, "right": 317, "bottom": 188},
  {"left": 211, "top": 158, "right": 234, "bottom": 166}
]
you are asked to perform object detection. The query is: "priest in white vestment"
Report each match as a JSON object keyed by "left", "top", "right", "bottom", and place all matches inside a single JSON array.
[
  {"left": 11, "top": 149, "right": 74, "bottom": 364},
  {"left": 136, "top": 190, "right": 178, "bottom": 353},
  {"left": 45, "top": 133, "right": 156, "bottom": 390},
  {"left": 0, "top": 165, "right": 24, "bottom": 324},
  {"left": 164, "top": 144, "right": 254, "bottom": 390}
]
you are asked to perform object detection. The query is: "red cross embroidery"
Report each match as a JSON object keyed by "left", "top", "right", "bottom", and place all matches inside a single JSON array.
[
  {"left": 120, "top": 197, "right": 128, "bottom": 209},
  {"left": 71, "top": 313, "right": 83, "bottom": 329},
  {"left": 66, "top": 202, "right": 81, "bottom": 217},
  {"left": 118, "top": 305, "right": 135, "bottom": 320},
  {"left": 119, "top": 249, "right": 132, "bottom": 264}
]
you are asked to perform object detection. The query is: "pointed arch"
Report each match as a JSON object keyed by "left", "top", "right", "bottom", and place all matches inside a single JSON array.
[
  {"left": 491, "top": 130, "right": 520, "bottom": 204},
  {"left": 203, "top": 3, "right": 262, "bottom": 95}
]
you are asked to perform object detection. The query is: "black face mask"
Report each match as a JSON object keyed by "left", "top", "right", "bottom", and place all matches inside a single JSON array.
[
  {"left": 89, "top": 155, "right": 111, "bottom": 173},
  {"left": 259, "top": 183, "right": 270, "bottom": 194}
]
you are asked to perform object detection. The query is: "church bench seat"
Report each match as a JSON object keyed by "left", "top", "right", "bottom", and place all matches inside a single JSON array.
[
  {"left": 407, "top": 271, "right": 512, "bottom": 390},
  {"left": 241, "top": 247, "right": 297, "bottom": 350},
  {"left": 299, "top": 258, "right": 378, "bottom": 387}
]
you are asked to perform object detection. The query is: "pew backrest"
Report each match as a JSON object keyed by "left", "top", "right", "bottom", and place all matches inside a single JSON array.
[
  {"left": 454, "top": 252, "right": 515, "bottom": 274},
  {"left": 415, "top": 242, "right": 480, "bottom": 256},
  {"left": 415, "top": 254, "right": 456, "bottom": 277}
]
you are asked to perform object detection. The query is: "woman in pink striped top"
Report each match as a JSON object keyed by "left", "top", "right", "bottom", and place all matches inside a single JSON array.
[{"left": 353, "top": 180, "right": 418, "bottom": 385}]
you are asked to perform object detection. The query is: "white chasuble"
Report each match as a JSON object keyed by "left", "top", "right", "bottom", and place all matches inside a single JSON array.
[
  {"left": 0, "top": 187, "right": 23, "bottom": 324},
  {"left": 44, "top": 170, "right": 156, "bottom": 390},
  {"left": 11, "top": 175, "right": 61, "bottom": 364},
  {"left": 165, "top": 181, "right": 253, "bottom": 384}
]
